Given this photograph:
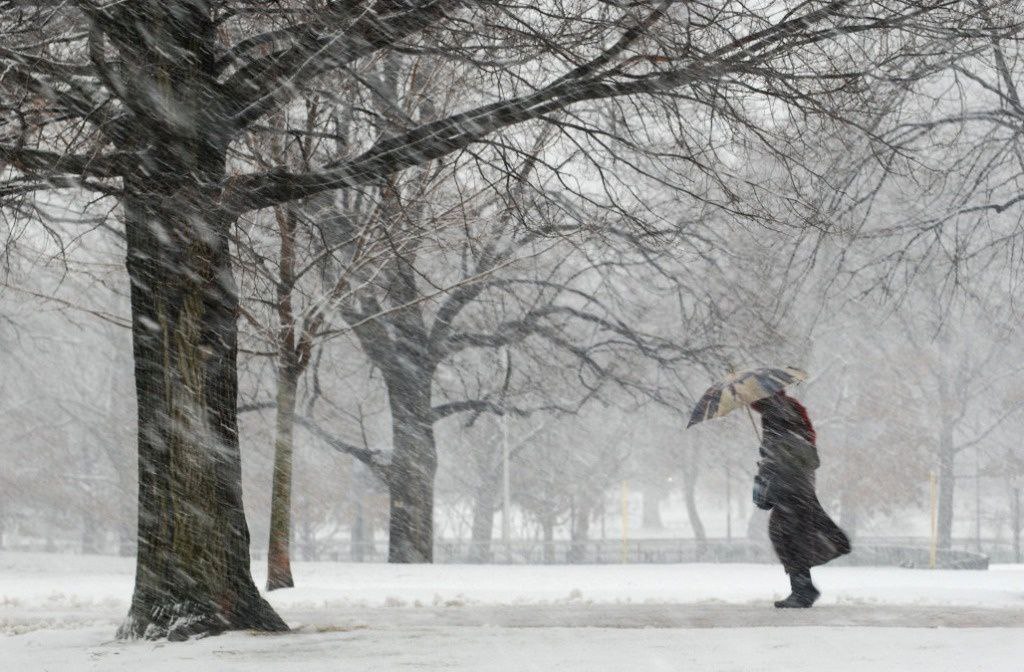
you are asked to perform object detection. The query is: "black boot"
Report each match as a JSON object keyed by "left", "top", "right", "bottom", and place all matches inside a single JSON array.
[{"left": 774, "top": 569, "right": 820, "bottom": 608}]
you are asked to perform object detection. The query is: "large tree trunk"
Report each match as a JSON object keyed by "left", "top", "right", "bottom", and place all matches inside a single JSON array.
[
  {"left": 119, "top": 193, "right": 285, "bottom": 639},
  {"left": 266, "top": 365, "right": 299, "bottom": 590},
  {"left": 386, "top": 379, "right": 437, "bottom": 563},
  {"left": 113, "top": 2, "right": 285, "bottom": 640},
  {"left": 468, "top": 477, "right": 498, "bottom": 563}
]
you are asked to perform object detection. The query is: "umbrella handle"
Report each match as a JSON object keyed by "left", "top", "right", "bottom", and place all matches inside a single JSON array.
[{"left": 746, "top": 406, "right": 762, "bottom": 443}]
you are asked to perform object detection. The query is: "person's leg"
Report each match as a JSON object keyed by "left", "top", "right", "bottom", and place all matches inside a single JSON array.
[
  {"left": 774, "top": 568, "right": 820, "bottom": 608},
  {"left": 794, "top": 568, "right": 820, "bottom": 605}
]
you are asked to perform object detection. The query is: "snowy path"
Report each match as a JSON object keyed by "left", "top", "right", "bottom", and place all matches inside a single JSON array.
[
  {"left": 281, "top": 601, "right": 1024, "bottom": 629},
  {"left": 6, "top": 620, "right": 1023, "bottom": 672},
  {"left": 2, "top": 552, "right": 1023, "bottom": 670},
  {"left": 6, "top": 602, "right": 1023, "bottom": 635}
]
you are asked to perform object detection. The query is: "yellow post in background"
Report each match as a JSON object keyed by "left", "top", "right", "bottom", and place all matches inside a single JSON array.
[
  {"left": 929, "top": 471, "right": 938, "bottom": 570},
  {"left": 621, "top": 480, "right": 629, "bottom": 564}
]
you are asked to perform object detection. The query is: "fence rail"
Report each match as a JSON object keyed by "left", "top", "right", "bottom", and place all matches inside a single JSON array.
[
  {"left": 2, "top": 535, "right": 1003, "bottom": 568},
  {"left": 250, "top": 536, "right": 993, "bottom": 569}
]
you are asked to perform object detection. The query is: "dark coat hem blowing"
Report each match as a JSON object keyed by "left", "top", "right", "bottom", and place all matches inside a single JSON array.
[{"left": 753, "top": 395, "right": 851, "bottom": 573}]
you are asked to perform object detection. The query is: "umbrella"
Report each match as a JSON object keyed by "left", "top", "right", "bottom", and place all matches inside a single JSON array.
[{"left": 687, "top": 366, "right": 807, "bottom": 429}]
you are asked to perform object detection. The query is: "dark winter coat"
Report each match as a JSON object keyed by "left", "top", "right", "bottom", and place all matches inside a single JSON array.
[{"left": 752, "top": 394, "right": 851, "bottom": 573}]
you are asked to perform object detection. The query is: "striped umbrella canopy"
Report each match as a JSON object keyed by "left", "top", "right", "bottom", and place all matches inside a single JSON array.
[{"left": 687, "top": 367, "right": 807, "bottom": 428}]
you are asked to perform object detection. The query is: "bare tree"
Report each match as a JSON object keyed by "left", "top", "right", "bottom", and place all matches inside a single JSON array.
[
  {"left": 1, "top": 0, "right": 1002, "bottom": 638},
  {"left": 301, "top": 197, "right": 710, "bottom": 562},
  {"left": 901, "top": 295, "right": 1024, "bottom": 549},
  {"left": 233, "top": 99, "right": 400, "bottom": 588}
]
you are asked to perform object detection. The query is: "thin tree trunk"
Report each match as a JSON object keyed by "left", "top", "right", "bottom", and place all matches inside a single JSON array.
[
  {"left": 351, "top": 461, "right": 372, "bottom": 561},
  {"left": 266, "top": 198, "right": 302, "bottom": 590},
  {"left": 641, "top": 485, "right": 664, "bottom": 529},
  {"left": 937, "top": 419, "right": 956, "bottom": 551},
  {"left": 746, "top": 508, "right": 769, "bottom": 542},
  {"left": 542, "top": 517, "right": 556, "bottom": 564},
  {"left": 119, "top": 191, "right": 286, "bottom": 640},
  {"left": 680, "top": 444, "right": 706, "bottom": 546},
  {"left": 351, "top": 502, "right": 367, "bottom": 561},
  {"left": 267, "top": 366, "right": 299, "bottom": 590},
  {"left": 81, "top": 509, "right": 100, "bottom": 555},
  {"left": 119, "top": 521, "right": 135, "bottom": 558},
  {"left": 115, "top": 465, "right": 138, "bottom": 558},
  {"left": 839, "top": 490, "right": 859, "bottom": 541},
  {"left": 386, "top": 380, "right": 437, "bottom": 563},
  {"left": 569, "top": 503, "right": 591, "bottom": 563},
  {"left": 300, "top": 519, "right": 318, "bottom": 561}
]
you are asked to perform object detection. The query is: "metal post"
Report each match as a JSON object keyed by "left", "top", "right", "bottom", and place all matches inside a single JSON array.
[
  {"left": 1013, "top": 486, "right": 1021, "bottom": 564},
  {"left": 975, "top": 446, "right": 982, "bottom": 554},
  {"left": 725, "top": 463, "right": 732, "bottom": 542},
  {"left": 621, "top": 480, "right": 629, "bottom": 563},
  {"left": 501, "top": 412, "right": 511, "bottom": 561},
  {"left": 929, "top": 471, "right": 938, "bottom": 569}
]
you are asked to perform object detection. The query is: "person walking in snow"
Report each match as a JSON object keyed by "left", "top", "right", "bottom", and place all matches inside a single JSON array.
[{"left": 751, "top": 391, "right": 851, "bottom": 608}]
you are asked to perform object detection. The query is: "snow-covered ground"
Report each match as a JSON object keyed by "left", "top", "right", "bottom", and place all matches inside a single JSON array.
[{"left": 1, "top": 552, "right": 1022, "bottom": 670}]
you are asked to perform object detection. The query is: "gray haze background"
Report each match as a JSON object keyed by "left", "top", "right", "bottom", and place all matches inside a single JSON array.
[{"left": 2, "top": 1, "right": 1023, "bottom": 580}]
